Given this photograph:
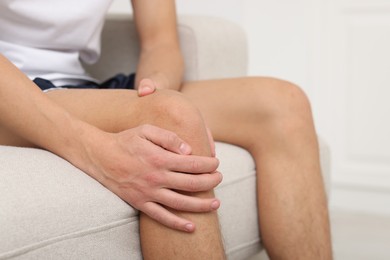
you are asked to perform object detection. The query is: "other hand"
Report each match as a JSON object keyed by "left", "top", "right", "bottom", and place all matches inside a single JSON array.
[{"left": 137, "top": 72, "right": 170, "bottom": 97}]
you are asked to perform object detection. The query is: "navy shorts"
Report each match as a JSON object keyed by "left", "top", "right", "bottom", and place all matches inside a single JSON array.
[{"left": 33, "top": 73, "right": 136, "bottom": 91}]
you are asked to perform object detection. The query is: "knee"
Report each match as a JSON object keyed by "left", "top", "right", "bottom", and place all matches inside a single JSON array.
[
  {"left": 252, "top": 78, "right": 314, "bottom": 134},
  {"left": 135, "top": 89, "right": 206, "bottom": 133},
  {"left": 274, "top": 79, "right": 312, "bottom": 121}
]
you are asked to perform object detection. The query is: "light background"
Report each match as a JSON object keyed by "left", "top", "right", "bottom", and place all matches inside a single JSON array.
[{"left": 108, "top": 0, "right": 390, "bottom": 216}]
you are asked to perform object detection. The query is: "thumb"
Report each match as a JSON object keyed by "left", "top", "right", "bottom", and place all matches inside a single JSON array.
[{"left": 138, "top": 78, "right": 156, "bottom": 97}]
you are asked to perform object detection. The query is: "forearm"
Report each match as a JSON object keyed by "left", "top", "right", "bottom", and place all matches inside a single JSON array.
[
  {"left": 0, "top": 54, "right": 100, "bottom": 170},
  {"left": 135, "top": 44, "right": 184, "bottom": 91}
]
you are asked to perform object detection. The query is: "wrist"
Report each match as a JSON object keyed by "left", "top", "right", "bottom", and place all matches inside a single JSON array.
[
  {"left": 136, "top": 46, "right": 184, "bottom": 91},
  {"left": 52, "top": 116, "right": 108, "bottom": 179}
]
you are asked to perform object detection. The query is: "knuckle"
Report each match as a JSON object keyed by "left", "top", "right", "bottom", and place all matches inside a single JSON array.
[
  {"left": 199, "top": 201, "right": 211, "bottom": 212},
  {"left": 171, "top": 198, "right": 185, "bottom": 210},
  {"left": 149, "top": 153, "right": 167, "bottom": 168},
  {"left": 166, "top": 131, "right": 179, "bottom": 146},
  {"left": 145, "top": 172, "right": 163, "bottom": 186},
  {"left": 190, "top": 158, "right": 200, "bottom": 172},
  {"left": 132, "top": 199, "right": 143, "bottom": 210},
  {"left": 144, "top": 203, "right": 163, "bottom": 222},
  {"left": 129, "top": 193, "right": 146, "bottom": 210},
  {"left": 170, "top": 219, "right": 181, "bottom": 230},
  {"left": 149, "top": 209, "right": 163, "bottom": 223},
  {"left": 187, "top": 178, "right": 200, "bottom": 192}
]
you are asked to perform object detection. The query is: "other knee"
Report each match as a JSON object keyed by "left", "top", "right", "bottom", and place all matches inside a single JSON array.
[{"left": 251, "top": 78, "right": 314, "bottom": 134}]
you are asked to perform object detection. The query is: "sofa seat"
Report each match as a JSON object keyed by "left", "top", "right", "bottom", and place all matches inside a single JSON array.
[{"left": 0, "top": 143, "right": 261, "bottom": 259}]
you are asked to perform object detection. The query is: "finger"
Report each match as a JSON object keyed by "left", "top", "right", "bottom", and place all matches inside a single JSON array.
[
  {"left": 142, "top": 202, "right": 196, "bottom": 232},
  {"left": 140, "top": 124, "right": 192, "bottom": 155},
  {"left": 156, "top": 189, "right": 221, "bottom": 212},
  {"left": 164, "top": 171, "right": 223, "bottom": 192},
  {"left": 166, "top": 153, "right": 219, "bottom": 174},
  {"left": 138, "top": 78, "right": 156, "bottom": 97}
]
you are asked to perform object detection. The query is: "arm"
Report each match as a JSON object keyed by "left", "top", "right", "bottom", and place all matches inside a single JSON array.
[
  {"left": 131, "top": 0, "right": 184, "bottom": 95},
  {"left": 0, "top": 54, "right": 220, "bottom": 232},
  {"left": 0, "top": 54, "right": 93, "bottom": 163},
  {"left": 130, "top": 0, "right": 217, "bottom": 155}
]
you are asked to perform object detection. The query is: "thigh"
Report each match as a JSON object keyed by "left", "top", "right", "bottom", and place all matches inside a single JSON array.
[
  {"left": 42, "top": 88, "right": 200, "bottom": 133},
  {"left": 1, "top": 88, "right": 194, "bottom": 147},
  {"left": 1, "top": 86, "right": 219, "bottom": 147},
  {"left": 45, "top": 88, "right": 140, "bottom": 132},
  {"left": 181, "top": 77, "right": 273, "bottom": 144},
  {"left": 181, "top": 76, "right": 307, "bottom": 148}
]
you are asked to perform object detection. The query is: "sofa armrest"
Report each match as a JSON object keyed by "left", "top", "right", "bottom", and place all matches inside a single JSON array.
[
  {"left": 84, "top": 15, "right": 248, "bottom": 82},
  {"left": 178, "top": 16, "right": 248, "bottom": 81}
]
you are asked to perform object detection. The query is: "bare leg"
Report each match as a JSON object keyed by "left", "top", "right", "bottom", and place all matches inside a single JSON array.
[
  {"left": 0, "top": 89, "right": 225, "bottom": 259},
  {"left": 181, "top": 77, "right": 332, "bottom": 259}
]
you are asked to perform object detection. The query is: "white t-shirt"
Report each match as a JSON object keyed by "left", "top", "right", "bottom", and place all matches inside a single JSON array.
[{"left": 0, "top": 0, "right": 114, "bottom": 86}]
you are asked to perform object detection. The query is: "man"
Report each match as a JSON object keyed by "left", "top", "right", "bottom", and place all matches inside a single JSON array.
[{"left": 0, "top": 0, "right": 332, "bottom": 259}]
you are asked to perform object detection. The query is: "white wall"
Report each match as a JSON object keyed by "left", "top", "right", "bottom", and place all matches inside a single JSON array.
[
  {"left": 108, "top": 0, "right": 243, "bottom": 23},
  {"left": 108, "top": 0, "right": 313, "bottom": 91}
]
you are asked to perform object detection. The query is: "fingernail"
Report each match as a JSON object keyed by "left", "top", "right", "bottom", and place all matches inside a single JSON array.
[
  {"left": 185, "top": 223, "right": 194, "bottom": 232},
  {"left": 139, "top": 86, "right": 153, "bottom": 96},
  {"left": 211, "top": 200, "right": 220, "bottom": 210}
]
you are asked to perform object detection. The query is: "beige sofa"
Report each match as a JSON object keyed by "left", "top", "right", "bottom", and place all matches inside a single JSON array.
[{"left": 0, "top": 15, "right": 331, "bottom": 259}]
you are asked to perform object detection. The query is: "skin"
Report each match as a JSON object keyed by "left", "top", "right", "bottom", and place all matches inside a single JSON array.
[
  {"left": 0, "top": 0, "right": 333, "bottom": 259},
  {"left": 0, "top": 55, "right": 221, "bottom": 232},
  {"left": 131, "top": 1, "right": 333, "bottom": 258}
]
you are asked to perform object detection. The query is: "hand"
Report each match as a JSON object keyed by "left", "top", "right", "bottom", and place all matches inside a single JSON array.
[
  {"left": 137, "top": 72, "right": 170, "bottom": 97},
  {"left": 87, "top": 124, "right": 222, "bottom": 232},
  {"left": 138, "top": 78, "right": 157, "bottom": 97}
]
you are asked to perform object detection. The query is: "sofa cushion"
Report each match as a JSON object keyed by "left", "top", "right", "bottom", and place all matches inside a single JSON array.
[
  {"left": 0, "top": 146, "right": 140, "bottom": 259},
  {"left": 215, "top": 143, "right": 260, "bottom": 258},
  {"left": 0, "top": 143, "right": 262, "bottom": 259}
]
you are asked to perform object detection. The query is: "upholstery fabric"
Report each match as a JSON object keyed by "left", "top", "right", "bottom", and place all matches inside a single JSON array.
[{"left": 0, "top": 143, "right": 261, "bottom": 259}]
